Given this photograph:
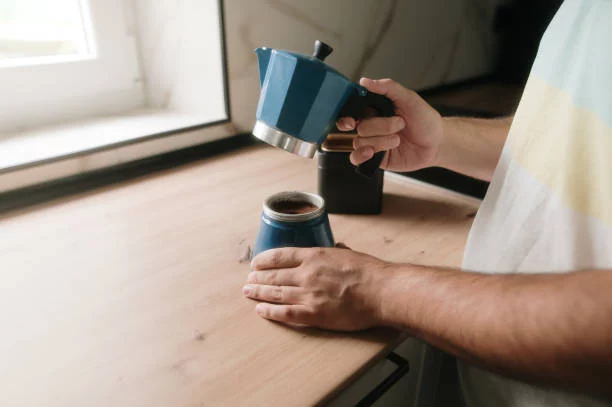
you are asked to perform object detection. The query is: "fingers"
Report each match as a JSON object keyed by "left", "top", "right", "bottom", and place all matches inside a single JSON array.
[
  {"left": 247, "top": 269, "right": 302, "bottom": 286},
  {"left": 354, "top": 133, "right": 401, "bottom": 153},
  {"left": 243, "top": 284, "right": 305, "bottom": 304},
  {"left": 251, "top": 247, "right": 306, "bottom": 270},
  {"left": 350, "top": 146, "right": 375, "bottom": 165},
  {"left": 255, "top": 303, "right": 313, "bottom": 325},
  {"left": 350, "top": 133, "right": 400, "bottom": 166},
  {"left": 357, "top": 116, "right": 405, "bottom": 137},
  {"left": 336, "top": 117, "right": 356, "bottom": 131}
]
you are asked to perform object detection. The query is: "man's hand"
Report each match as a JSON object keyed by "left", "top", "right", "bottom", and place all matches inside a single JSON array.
[
  {"left": 337, "top": 77, "right": 513, "bottom": 181},
  {"left": 242, "top": 247, "right": 391, "bottom": 331},
  {"left": 337, "top": 77, "right": 444, "bottom": 172}
]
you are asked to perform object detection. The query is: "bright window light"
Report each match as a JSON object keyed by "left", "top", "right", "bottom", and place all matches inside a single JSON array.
[
  {"left": 0, "top": 0, "right": 230, "bottom": 184},
  {"left": 0, "top": 0, "right": 94, "bottom": 67}
]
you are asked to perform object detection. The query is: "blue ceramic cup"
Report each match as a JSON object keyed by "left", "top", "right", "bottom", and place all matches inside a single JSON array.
[{"left": 253, "top": 191, "right": 335, "bottom": 257}]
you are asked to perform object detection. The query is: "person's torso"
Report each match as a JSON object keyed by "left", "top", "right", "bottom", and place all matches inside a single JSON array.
[{"left": 460, "top": 0, "right": 612, "bottom": 405}]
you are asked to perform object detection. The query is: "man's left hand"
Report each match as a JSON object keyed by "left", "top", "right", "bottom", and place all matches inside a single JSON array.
[{"left": 243, "top": 247, "right": 391, "bottom": 331}]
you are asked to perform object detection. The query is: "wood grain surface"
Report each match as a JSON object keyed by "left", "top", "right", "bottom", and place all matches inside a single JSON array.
[{"left": 0, "top": 145, "right": 479, "bottom": 406}]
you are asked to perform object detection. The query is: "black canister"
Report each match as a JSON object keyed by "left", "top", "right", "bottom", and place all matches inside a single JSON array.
[{"left": 317, "top": 134, "right": 383, "bottom": 214}]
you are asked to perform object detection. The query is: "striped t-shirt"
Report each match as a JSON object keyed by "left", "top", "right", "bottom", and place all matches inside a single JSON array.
[{"left": 460, "top": 1, "right": 611, "bottom": 406}]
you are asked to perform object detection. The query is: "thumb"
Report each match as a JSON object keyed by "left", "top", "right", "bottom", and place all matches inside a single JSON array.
[{"left": 359, "top": 77, "right": 406, "bottom": 102}]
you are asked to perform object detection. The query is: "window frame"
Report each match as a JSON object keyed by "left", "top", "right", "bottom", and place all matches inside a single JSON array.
[{"left": 0, "top": 0, "right": 232, "bottom": 194}]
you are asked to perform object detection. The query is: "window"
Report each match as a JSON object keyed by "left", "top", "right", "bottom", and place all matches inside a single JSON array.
[
  {"left": 0, "top": 0, "right": 230, "bottom": 192},
  {"left": 0, "top": 0, "right": 93, "bottom": 64},
  {"left": 0, "top": 0, "right": 144, "bottom": 132}
]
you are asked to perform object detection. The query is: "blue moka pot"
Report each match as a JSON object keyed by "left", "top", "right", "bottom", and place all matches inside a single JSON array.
[{"left": 253, "top": 40, "right": 395, "bottom": 177}]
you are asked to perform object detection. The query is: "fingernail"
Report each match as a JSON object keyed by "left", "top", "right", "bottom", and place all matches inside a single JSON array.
[
  {"left": 340, "top": 118, "right": 355, "bottom": 130},
  {"left": 242, "top": 285, "right": 253, "bottom": 296},
  {"left": 395, "top": 117, "right": 405, "bottom": 129}
]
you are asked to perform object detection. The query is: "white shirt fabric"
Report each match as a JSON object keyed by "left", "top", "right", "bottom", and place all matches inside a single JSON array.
[{"left": 459, "top": 1, "right": 612, "bottom": 406}]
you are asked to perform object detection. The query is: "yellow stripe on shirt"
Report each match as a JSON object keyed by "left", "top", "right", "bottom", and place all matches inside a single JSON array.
[{"left": 508, "top": 74, "right": 612, "bottom": 226}]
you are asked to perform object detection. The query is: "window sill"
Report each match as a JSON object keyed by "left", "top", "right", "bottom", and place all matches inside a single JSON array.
[{"left": 0, "top": 109, "right": 236, "bottom": 194}]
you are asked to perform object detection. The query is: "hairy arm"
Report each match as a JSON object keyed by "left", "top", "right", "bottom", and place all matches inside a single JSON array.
[
  {"left": 378, "top": 265, "right": 612, "bottom": 397},
  {"left": 437, "top": 116, "right": 513, "bottom": 181},
  {"left": 245, "top": 248, "right": 612, "bottom": 398}
]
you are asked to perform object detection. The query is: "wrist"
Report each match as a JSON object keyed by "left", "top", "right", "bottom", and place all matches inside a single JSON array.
[
  {"left": 372, "top": 263, "right": 434, "bottom": 333},
  {"left": 434, "top": 117, "right": 461, "bottom": 169},
  {"left": 367, "top": 262, "right": 410, "bottom": 328}
]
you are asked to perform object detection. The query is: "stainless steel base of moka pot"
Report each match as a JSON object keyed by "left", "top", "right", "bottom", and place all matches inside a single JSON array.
[{"left": 252, "top": 121, "right": 318, "bottom": 158}]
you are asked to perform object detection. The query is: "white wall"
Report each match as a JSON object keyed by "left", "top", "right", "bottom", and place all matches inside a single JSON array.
[
  {"left": 133, "top": 0, "right": 228, "bottom": 122},
  {"left": 224, "top": 0, "right": 505, "bottom": 132}
]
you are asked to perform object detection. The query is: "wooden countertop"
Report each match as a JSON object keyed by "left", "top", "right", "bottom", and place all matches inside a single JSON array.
[{"left": 0, "top": 145, "right": 479, "bottom": 406}]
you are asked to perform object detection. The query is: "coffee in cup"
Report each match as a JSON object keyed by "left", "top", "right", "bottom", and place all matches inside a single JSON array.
[{"left": 253, "top": 191, "right": 335, "bottom": 256}]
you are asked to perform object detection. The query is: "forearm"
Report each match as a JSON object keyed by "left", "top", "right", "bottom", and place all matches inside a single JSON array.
[
  {"left": 436, "top": 116, "right": 513, "bottom": 181},
  {"left": 376, "top": 265, "right": 612, "bottom": 397}
]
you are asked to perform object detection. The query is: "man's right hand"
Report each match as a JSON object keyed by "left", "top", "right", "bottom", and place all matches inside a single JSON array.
[{"left": 337, "top": 77, "right": 444, "bottom": 172}]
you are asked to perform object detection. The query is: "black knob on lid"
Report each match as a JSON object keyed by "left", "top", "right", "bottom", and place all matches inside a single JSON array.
[{"left": 313, "top": 40, "right": 333, "bottom": 61}]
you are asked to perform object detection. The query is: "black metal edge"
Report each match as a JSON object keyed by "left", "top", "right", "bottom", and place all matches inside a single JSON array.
[
  {"left": 218, "top": 0, "right": 232, "bottom": 122},
  {"left": 0, "top": 0, "right": 233, "bottom": 176},
  {"left": 354, "top": 352, "right": 410, "bottom": 407},
  {"left": 0, "top": 133, "right": 257, "bottom": 215},
  {"left": 397, "top": 168, "right": 489, "bottom": 199}
]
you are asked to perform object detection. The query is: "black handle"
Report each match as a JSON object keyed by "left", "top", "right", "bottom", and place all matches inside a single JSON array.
[
  {"left": 354, "top": 352, "right": 410, "bottom": 407},
  {"left": 337, "top": 89, "right": 396, "bottom": 178},
  {"left": 313, "top": 40, "right": 333, "bottom": 61}
]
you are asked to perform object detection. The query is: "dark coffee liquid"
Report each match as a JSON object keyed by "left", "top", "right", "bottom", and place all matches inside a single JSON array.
[{"left": 271, "top": 200, "right": 319, "bottom": 215}]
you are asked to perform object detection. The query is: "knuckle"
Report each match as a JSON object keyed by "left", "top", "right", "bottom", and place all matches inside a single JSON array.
[
  {"left": 356, "top": 123, "right": 370, "bottom": 137},
  {"left": 306, "top": 304, "right": 321, "bottom": 317},
  {"left": 304, "top": 271, "right": 319, "bottom": 285},
  {"left": 273, "top": 287, "right": 283, "bottom": 302},
  {"left": 264, "top": 270, "right": 277, "bottom": 285},
  {"left": 403, "top": 88, "right": 417, "bottom": 100},
  {"left": 306, "top": 268, "right": 325, "bottom": 284},
  {"left": 385, "top": 134, "right": 399, "bottom": 148},
  {"left": 306, "top": 247, "right": 325, "bottom": 259},
  {"left": 311, "top": 301, "right": 324, "bottom": 314},
  {"left": 311, "top": 288, "right": 325, "bottom": 299},
  {"left": 283, "top": 307, "right": 295, "bottom": 319},
  {"left": 269, "top": 250, "right": 282, "bottom": 267},
  {"left": 383, "top": 120, "right": 396, "bottom": 134}
]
